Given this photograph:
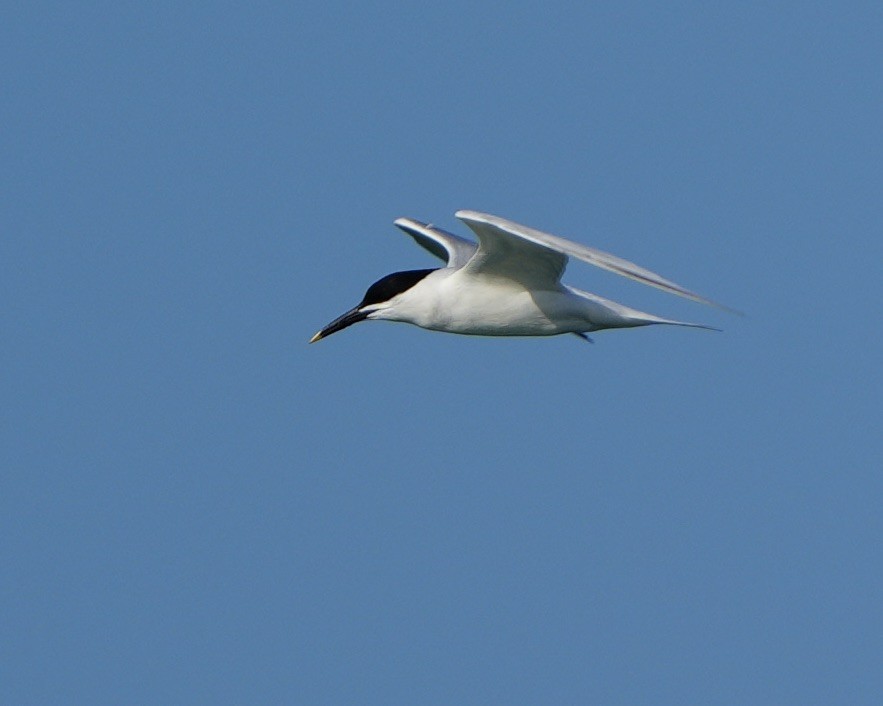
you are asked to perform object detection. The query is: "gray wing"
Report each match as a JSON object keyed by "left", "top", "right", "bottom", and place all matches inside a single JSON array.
[
  {"left": 456, "top": 210, "right": 733, "bottom": 310},
  {"left": 455, "top": 211, "right": 567, "bottom": 288},
  {"left": 394, "top": 218, "right": 477, "bottom": 269}
]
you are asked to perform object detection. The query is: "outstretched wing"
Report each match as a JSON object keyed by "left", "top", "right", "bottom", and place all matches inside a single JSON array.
[
  {"left": 454, "top": 212, "right": 567, "bottom": 289},
  {"left": 456, "top": 210, "right": 733, "bottom": 310},
  {"left": 394, "top": 218, "right": 477, "bottom": 269}
]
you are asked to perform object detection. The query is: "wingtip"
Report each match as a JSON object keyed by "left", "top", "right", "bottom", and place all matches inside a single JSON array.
[
  {"left": 393, "top": 217, "right": 428, "bottom": 233},
  {"left": 704, "top": 299, "right": 744, "bottom": 317}
]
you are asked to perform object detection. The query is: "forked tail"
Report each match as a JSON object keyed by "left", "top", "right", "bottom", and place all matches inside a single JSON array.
[{"left": 567, "top": 286, "right": 722, "bottom": 332}]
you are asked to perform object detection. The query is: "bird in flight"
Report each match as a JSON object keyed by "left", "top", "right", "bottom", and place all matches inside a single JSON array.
[{"left": 310, "top": 210, "right": 734, "bottom": 344}]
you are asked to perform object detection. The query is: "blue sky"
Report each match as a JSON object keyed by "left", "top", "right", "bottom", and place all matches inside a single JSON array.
[{"left": 2, "top": 2, "right": 881, "bottom": 704}]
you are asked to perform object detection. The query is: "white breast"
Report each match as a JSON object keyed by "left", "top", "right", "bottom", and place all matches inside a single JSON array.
[{"left": 404, "top": 269, "right": 577, "bottom": 336}]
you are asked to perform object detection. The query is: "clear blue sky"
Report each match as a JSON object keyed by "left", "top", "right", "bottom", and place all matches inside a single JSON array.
[{"left": 3, "top": 2, "right": 881, "bottom": 704}]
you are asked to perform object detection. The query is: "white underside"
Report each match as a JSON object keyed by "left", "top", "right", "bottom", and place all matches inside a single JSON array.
[{"left": 368, "top": 268, "right": 709, "bottom": 336}]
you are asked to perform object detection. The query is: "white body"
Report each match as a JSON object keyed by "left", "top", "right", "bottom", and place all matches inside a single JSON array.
[{"left": 369, "top": 267, "right": 705, "bottom": 336}]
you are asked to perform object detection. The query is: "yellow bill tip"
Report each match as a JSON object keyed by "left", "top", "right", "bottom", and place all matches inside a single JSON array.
[{"left": 309, "top": 331, "right": 323, "bottom": 344}]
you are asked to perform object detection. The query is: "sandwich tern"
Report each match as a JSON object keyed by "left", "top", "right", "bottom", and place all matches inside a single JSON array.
[{"left": 310, "top": 210, "right": 733, "bottom": 343}]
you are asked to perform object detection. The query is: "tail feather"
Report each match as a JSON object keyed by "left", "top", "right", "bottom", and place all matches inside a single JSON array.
[{"left": 567, "top": 286, "right": 721, "bottom": 332}]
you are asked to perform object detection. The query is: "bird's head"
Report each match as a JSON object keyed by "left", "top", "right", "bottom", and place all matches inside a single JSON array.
[{"left": 309, "top": 268, "right": 437, "bottom": 343}]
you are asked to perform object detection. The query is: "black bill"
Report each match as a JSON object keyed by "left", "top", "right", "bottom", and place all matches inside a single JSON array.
[{"left": 309, "top": 306, "right": 369, "bottom": 343}]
